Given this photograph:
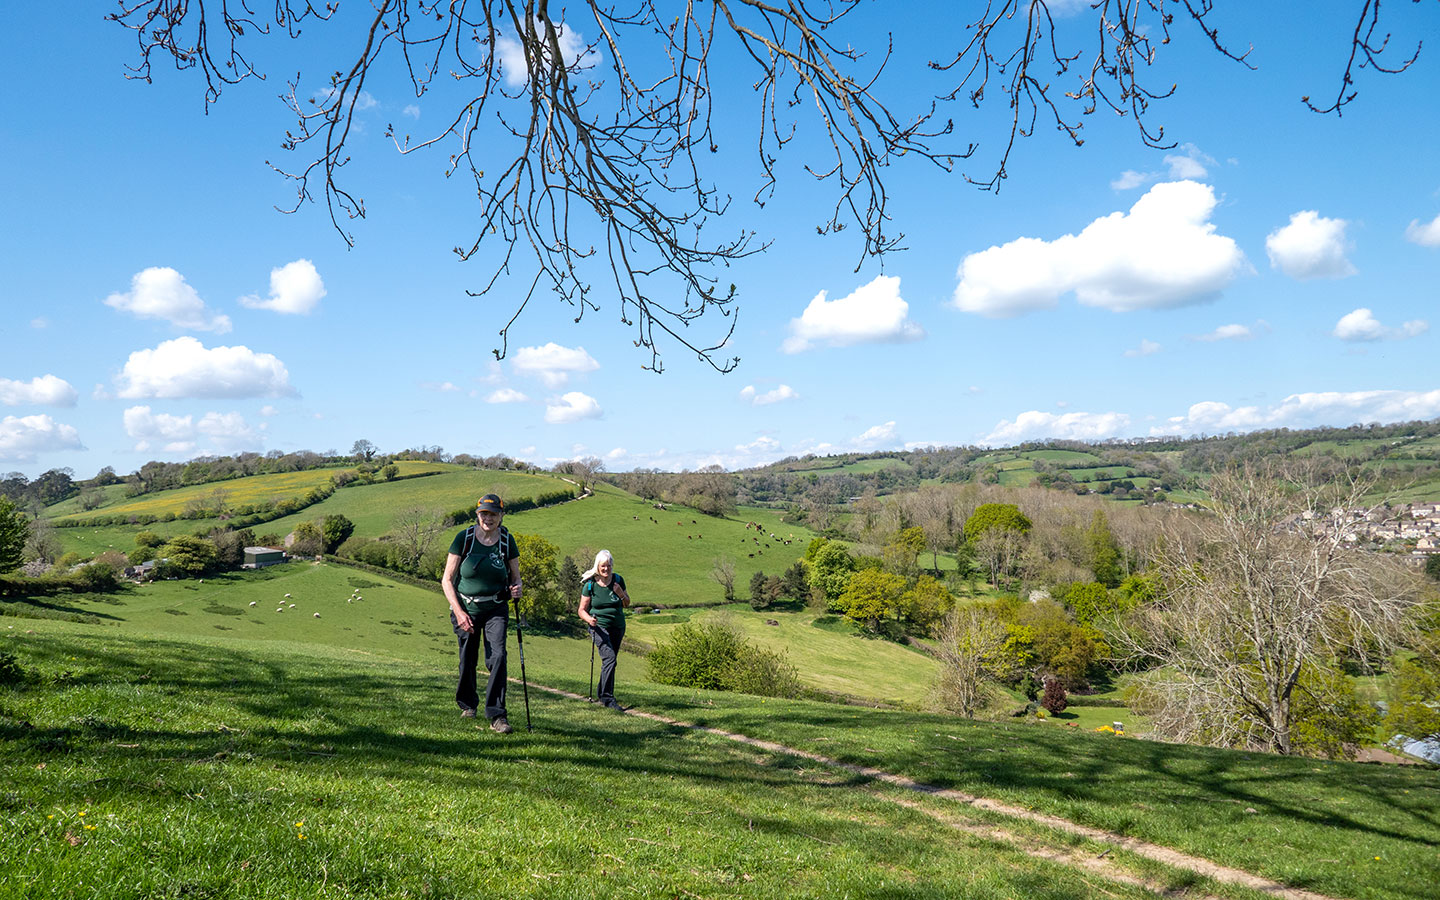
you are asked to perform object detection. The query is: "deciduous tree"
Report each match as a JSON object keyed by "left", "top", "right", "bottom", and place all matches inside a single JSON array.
[
  {"left": 936, "top": 606, "right": 1008, "bottom": 718},
  {"left": 1117, "top": 462, "right": 1424, "bottom": 755},
  {"left": 0, "top": 497, "right": 28, "bottom": 574}
]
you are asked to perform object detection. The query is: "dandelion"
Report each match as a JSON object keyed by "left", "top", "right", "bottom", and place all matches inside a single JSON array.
[{"left": 294, "top": 821, "right": 304, "bottom": 828}]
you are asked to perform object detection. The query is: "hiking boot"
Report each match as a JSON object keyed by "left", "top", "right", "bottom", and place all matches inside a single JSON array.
[
  {"left": 490, "top": 716, "right": 514, "bottom": 734},
  {"left": 460, "top": 708, "right": 477, "bottom": 719}
]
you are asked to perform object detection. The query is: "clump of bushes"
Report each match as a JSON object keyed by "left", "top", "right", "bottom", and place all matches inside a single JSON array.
[{"left": 646, "top": 618, "right": 801, "bottom": 698}]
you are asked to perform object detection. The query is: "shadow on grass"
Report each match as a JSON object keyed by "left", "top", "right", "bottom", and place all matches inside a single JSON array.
[{"left": 3, "top": 634, "right": 854, "bottom": 806}]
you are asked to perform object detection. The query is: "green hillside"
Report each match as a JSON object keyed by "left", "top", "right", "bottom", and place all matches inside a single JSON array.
[{"left": 3, "top": 574, "right": 1437, "bottom": 900}]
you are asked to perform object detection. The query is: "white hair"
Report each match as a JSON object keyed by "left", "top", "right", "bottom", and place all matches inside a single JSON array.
[{"left": 581, "top": 549, "right": 613, "bottom": 581}]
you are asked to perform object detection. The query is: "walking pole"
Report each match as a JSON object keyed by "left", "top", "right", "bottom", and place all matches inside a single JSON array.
[
  {"left": 589, "top": 632, "right": 596, "bottom": 702},
  {"left": 512, "top": 596, "right": 532, "bottom": 732}
]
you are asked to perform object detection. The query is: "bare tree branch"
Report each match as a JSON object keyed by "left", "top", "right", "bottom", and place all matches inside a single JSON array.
[{"left": 106, "top": 1, "right": 1429, "bottom": 371}]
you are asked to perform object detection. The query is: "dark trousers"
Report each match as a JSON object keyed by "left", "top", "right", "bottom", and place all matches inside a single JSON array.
[
  {"left": 590, "top": 620, "right": 625, "bottom": 705},
  {"left": 453, "top": 605, "right": 508, "bottom": 720}
]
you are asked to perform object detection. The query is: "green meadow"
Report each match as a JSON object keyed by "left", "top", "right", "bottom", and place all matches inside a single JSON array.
[
  {"left": 50, "top": 461, "right": 452, "bottom": 524},
  {"left": 4, "top": 563, "right": 1438, "bottom": 900}
]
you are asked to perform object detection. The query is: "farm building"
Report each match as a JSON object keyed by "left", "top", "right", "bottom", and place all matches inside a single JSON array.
[{"left": 243, "top": 547, "right": 288, "bottom": 569}]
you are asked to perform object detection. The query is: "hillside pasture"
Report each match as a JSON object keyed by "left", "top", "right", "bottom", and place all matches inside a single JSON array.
[
  {"left": 624, "top": 603, "right": 940, "bottom": 706},
  {"left": 3, "top": 603, "right": 1436, "bottom": 900},
  {"left": 514, "top": 487, "right": 818, "bottom": 606},
  {"left": 236, "top": 468, "right": 576, "bottom": 540},
  {"left": 49, "top": 461, "right": 450, "bottom": 524},
  {"left": 1, "top": 626, "right": 1253, "bottom": 900}
]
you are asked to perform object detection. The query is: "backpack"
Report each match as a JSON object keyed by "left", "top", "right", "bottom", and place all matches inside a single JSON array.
[{"left": 459, "top": 524, "right": 513, "bottom": 589}]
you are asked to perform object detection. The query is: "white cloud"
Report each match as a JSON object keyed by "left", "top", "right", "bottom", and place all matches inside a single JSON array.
[
  {"left": 123, "top": 405, "right": 257, "bottom": 454},
  {"left": 1163, "top": 143, "right": 1214, "bottom": 180},
  {"left": 605, "top": 447, "right": 628, "bottom": 461},
  {"left": 853, "top": 421, "right": 900, "bottom": 449},
  {"left": 116, "top": 337, "right": 295, "bottom": 399},
  {"left": 1333, "top": 308, "right": 1429, "bottom": 342},
  {"left": 1123, "top": 339, "right": 1162, "bottom": 358},
  {"left": 1154, "top": 390, "right": 1440, "bottom": 436},
  {"left": 983, "top": 410, "right": 1133, "bottom": 445},
  {"left": 735, "top": 436, "right": 782, "bottom": 455},
  {"left": 104, "top": 267, "right": 233, "bottom": 333},
  {"left": 1196, "top": 323, "right": 1254, "bottom": 342},
  {"left": 486, "top": 388, "right": 530, "bottom": 404},
  {"left": 953, "top": 181, "right": 1246, "bottom": 316},
  {"left": 496, "top": 19, "right": 592, "bottom": 87},
  {"left": 782, "top": 275, "right": 924, "bottom": 353},
  {"left": 0, "top": 375, "right": 78, "bottom": 407},
  {"left": 512, "top": 343, "right": 599, "bottom": 387},
  {"left": 1405, "top": 213, "right": 1440, "bottom": 247},
  {"left": 1265, "top": 211, "right": 1356, "bottom": 280},
  {"left": 239, "top": 259, "right": 327, "bottom": 315},
  {"left": 1110, "top": 170, "right": 1152, "bottom": 191},
  {"left": 259, "top": 405, "right": 278, "bottom": 417},
  {"left": 0, "top": 414, "right": 82, "bottom": 462},
  {"left": 421, "top": 381, "right": 462, "bottom": 393},
  {"left": 30, "top": 318, "right": 46, "bottom": 329},
  {"left": 402, "top": 104, "right": 421, "bottom": 119},
  {"left": 739, "top": 384, "right": 799, "bottom": 406},
  {"left": 544, "top": 391, "right": 602, "bottom": 424}
]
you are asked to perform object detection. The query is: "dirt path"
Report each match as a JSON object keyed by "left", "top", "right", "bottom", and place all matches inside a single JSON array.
[{"left": 523, "top": 680, "right": 1344, "bottom": 900}]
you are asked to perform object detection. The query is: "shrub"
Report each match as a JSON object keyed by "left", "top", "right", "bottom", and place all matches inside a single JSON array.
[
  {"left": 1040, "top": 675, "right": 1068, "bottom": 714},
  {"left": 647, "top": 618, "right": 800, "bottom": 698},
  {"left": 0, "top": 651, "right": 28, "bottom": 687}
]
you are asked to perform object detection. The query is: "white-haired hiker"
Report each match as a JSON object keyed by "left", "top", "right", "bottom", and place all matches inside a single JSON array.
[{"left": 578, "top": 549, "right": 630, "bottom": 710}]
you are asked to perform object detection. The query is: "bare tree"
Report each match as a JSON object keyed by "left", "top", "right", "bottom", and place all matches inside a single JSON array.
[
  {"left": 105, "top": 2, "right": 1427, "bottom": 372},
  {"left": 390, "top": 506, "right": 446, "bottom": 572},
  {"left": 710, "top": 554, "right": 737, "bottom": 602},
  {"left": 935, "top": 606, "right": 1008, "bottom": 718},
  {"left": 1115, "top": 462, "right": 1423, "bottom": 755}
]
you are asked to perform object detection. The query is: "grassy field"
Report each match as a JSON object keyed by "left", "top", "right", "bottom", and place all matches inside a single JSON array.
[
  {"left": 0, "top": 626, "right": 1254, "bottom": 900},
  {"left": 626, "top": 603, "right": 940, "bottom": 705},
  {"left": 510, "top": 487, "right": 818, "bottom": 606},
  {"left": 3, "top": 575, "right": 1437, "bottom": 900},
  {"left": 49, "top": 461, "right": 452, "bottom": 524}
]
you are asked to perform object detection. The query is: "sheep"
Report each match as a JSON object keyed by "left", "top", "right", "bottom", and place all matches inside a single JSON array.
[
  {"left": 249, "top": 601, "right": 257, "bottom": 606},
  {"left": 314, "top": 613, "right": 321, "bottom": 618}
]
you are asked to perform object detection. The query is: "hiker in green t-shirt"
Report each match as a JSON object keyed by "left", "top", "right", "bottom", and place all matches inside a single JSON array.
[
  {"left": 441, "top": 494, "right": 522, "bottom": 734},
  {"left": 578, "top": 549, "right": 630, "bottom": 710}
]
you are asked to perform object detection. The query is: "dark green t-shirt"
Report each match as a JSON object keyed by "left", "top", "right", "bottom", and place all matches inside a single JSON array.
[
  {"left": 448, "top": 527, "right": 519, "bottom": 613},
  {"left": 583, "top": 574, "right": 627, "bottom": 630}
]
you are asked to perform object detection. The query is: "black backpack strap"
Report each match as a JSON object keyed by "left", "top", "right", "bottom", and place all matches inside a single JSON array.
[{"left": 460, "top": 525, "right": 475, "bottom": 559}]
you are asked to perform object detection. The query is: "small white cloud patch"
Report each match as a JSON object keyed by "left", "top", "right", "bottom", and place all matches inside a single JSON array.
[
  {"left": 123, "top": 406, "right": 257, "bottom": 454},
  {"left": 739, "top": 384, "right": 799, "bottom": 406},
  {"left": 1123, "top": 339, "right": 1162, "bottom": 358},
  {"left": 104, "top": 267, "right": 232, "bottom": 333},
  {"left": 983, "top": 411, "right": 1132, "bottom": 446},
  {"left": 1404, "top": 213, "right": 1440, "bottom": 248},
  {"left": 0, "top": 414, "right": 83, "bottom": 462},
  {"left": 1196, "top": 324, "right": 1254, "bottom": 342},
  {"left": 485, "top": 388, "right": 530, "bottom": 404},
  {"left": 1333, "top": 308, "right": 1428, "bottom": 341},
  {"left": 953, "top": 181, "right": 1246, "bottom": 317},
  {"left": 0, "top": 375, "right": 78, "bottom": 407},
  {"left": 1265, "top": 211, "right": 1356, "bottom": 280},
  {"left": 239, "top": 259, "right": 327, "bottom": 314},
  {"left": 512, "top": 343, "right": 599, "bottom": 387},
  {"left": 116, "top": 337, "right": 295, "bottom": 400},
  {"left": 544, "top": 391, "right": 602, "bottom": 424},
  {"left": 782, "top": 275, "right": 923, "bottom": 353}
]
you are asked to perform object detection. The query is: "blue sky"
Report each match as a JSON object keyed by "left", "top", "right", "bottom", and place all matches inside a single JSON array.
[{"left": 3, "top": 3, "right": 1438, "bottom": 479}]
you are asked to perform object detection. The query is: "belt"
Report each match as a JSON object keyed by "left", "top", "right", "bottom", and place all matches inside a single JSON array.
[{"left": 460, "top": 592, "right": 502, "bottom": 603}]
